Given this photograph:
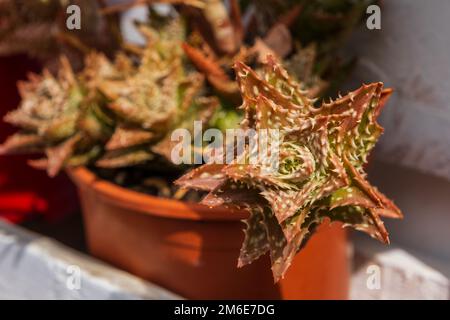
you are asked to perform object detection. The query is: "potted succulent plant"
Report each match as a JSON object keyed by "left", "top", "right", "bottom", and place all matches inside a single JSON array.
[{"left": 0, "top": 0, "right": 401, "bottom": 299}]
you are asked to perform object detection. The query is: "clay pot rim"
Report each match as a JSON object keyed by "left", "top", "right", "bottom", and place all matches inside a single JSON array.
[{"left": 67, "top": 166, "right": 249, "bottom": 222}]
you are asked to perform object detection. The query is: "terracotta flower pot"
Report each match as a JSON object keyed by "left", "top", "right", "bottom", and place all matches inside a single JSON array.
[{"left": 68, "top": 166, "right": 349, "bottom": 299}]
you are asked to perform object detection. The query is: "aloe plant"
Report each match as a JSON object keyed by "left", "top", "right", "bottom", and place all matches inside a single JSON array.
[
  {"left": 0, "top": 55, "right": 107, "bottom": 177},
  {"left": 180, "top": 0, "right": 375, "bottom": 128},
  {"left": 95, "top": 19, "right": 219, "bottom": 167},
  {"left": 0, "top": 18, "right": 217, "bottom": 176},
  {"left": 176, "top": 57, "right": 402, "bottom": 281}
]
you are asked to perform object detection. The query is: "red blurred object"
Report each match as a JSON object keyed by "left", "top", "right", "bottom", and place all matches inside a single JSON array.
[{"left": 0, "top": 55, "right": 78, "bottom": 223}]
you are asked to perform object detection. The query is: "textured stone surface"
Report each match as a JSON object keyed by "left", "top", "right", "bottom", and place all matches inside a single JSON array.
[
  {"left": 345, "top": 0, "right": 450, "bottom": 181},
  {"left": 1, "top": 219, "right": 448, "bottom": 299},
  {"left": 0, "top": 220, "right": 180, "bottom": 300}
]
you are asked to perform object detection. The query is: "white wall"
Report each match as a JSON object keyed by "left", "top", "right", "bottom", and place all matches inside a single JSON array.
[{"left": 345, "top": 0, "right": 450, "bottom": 182}]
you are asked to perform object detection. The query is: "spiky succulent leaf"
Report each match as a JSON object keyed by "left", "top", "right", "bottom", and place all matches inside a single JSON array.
[
  {"left": 176, "top": 57, "right": 402, "bottom": 282},
  {"left": 0, "top": 54, "right": 115, "bottom": 176},
  {"left": 95, "top": 19, "right": 217, "bottom": 167}
]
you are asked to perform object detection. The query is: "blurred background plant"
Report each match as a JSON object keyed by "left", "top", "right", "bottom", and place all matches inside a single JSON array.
[{"left": 0, "top": 0, "right": 120, "bottom": 71}]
